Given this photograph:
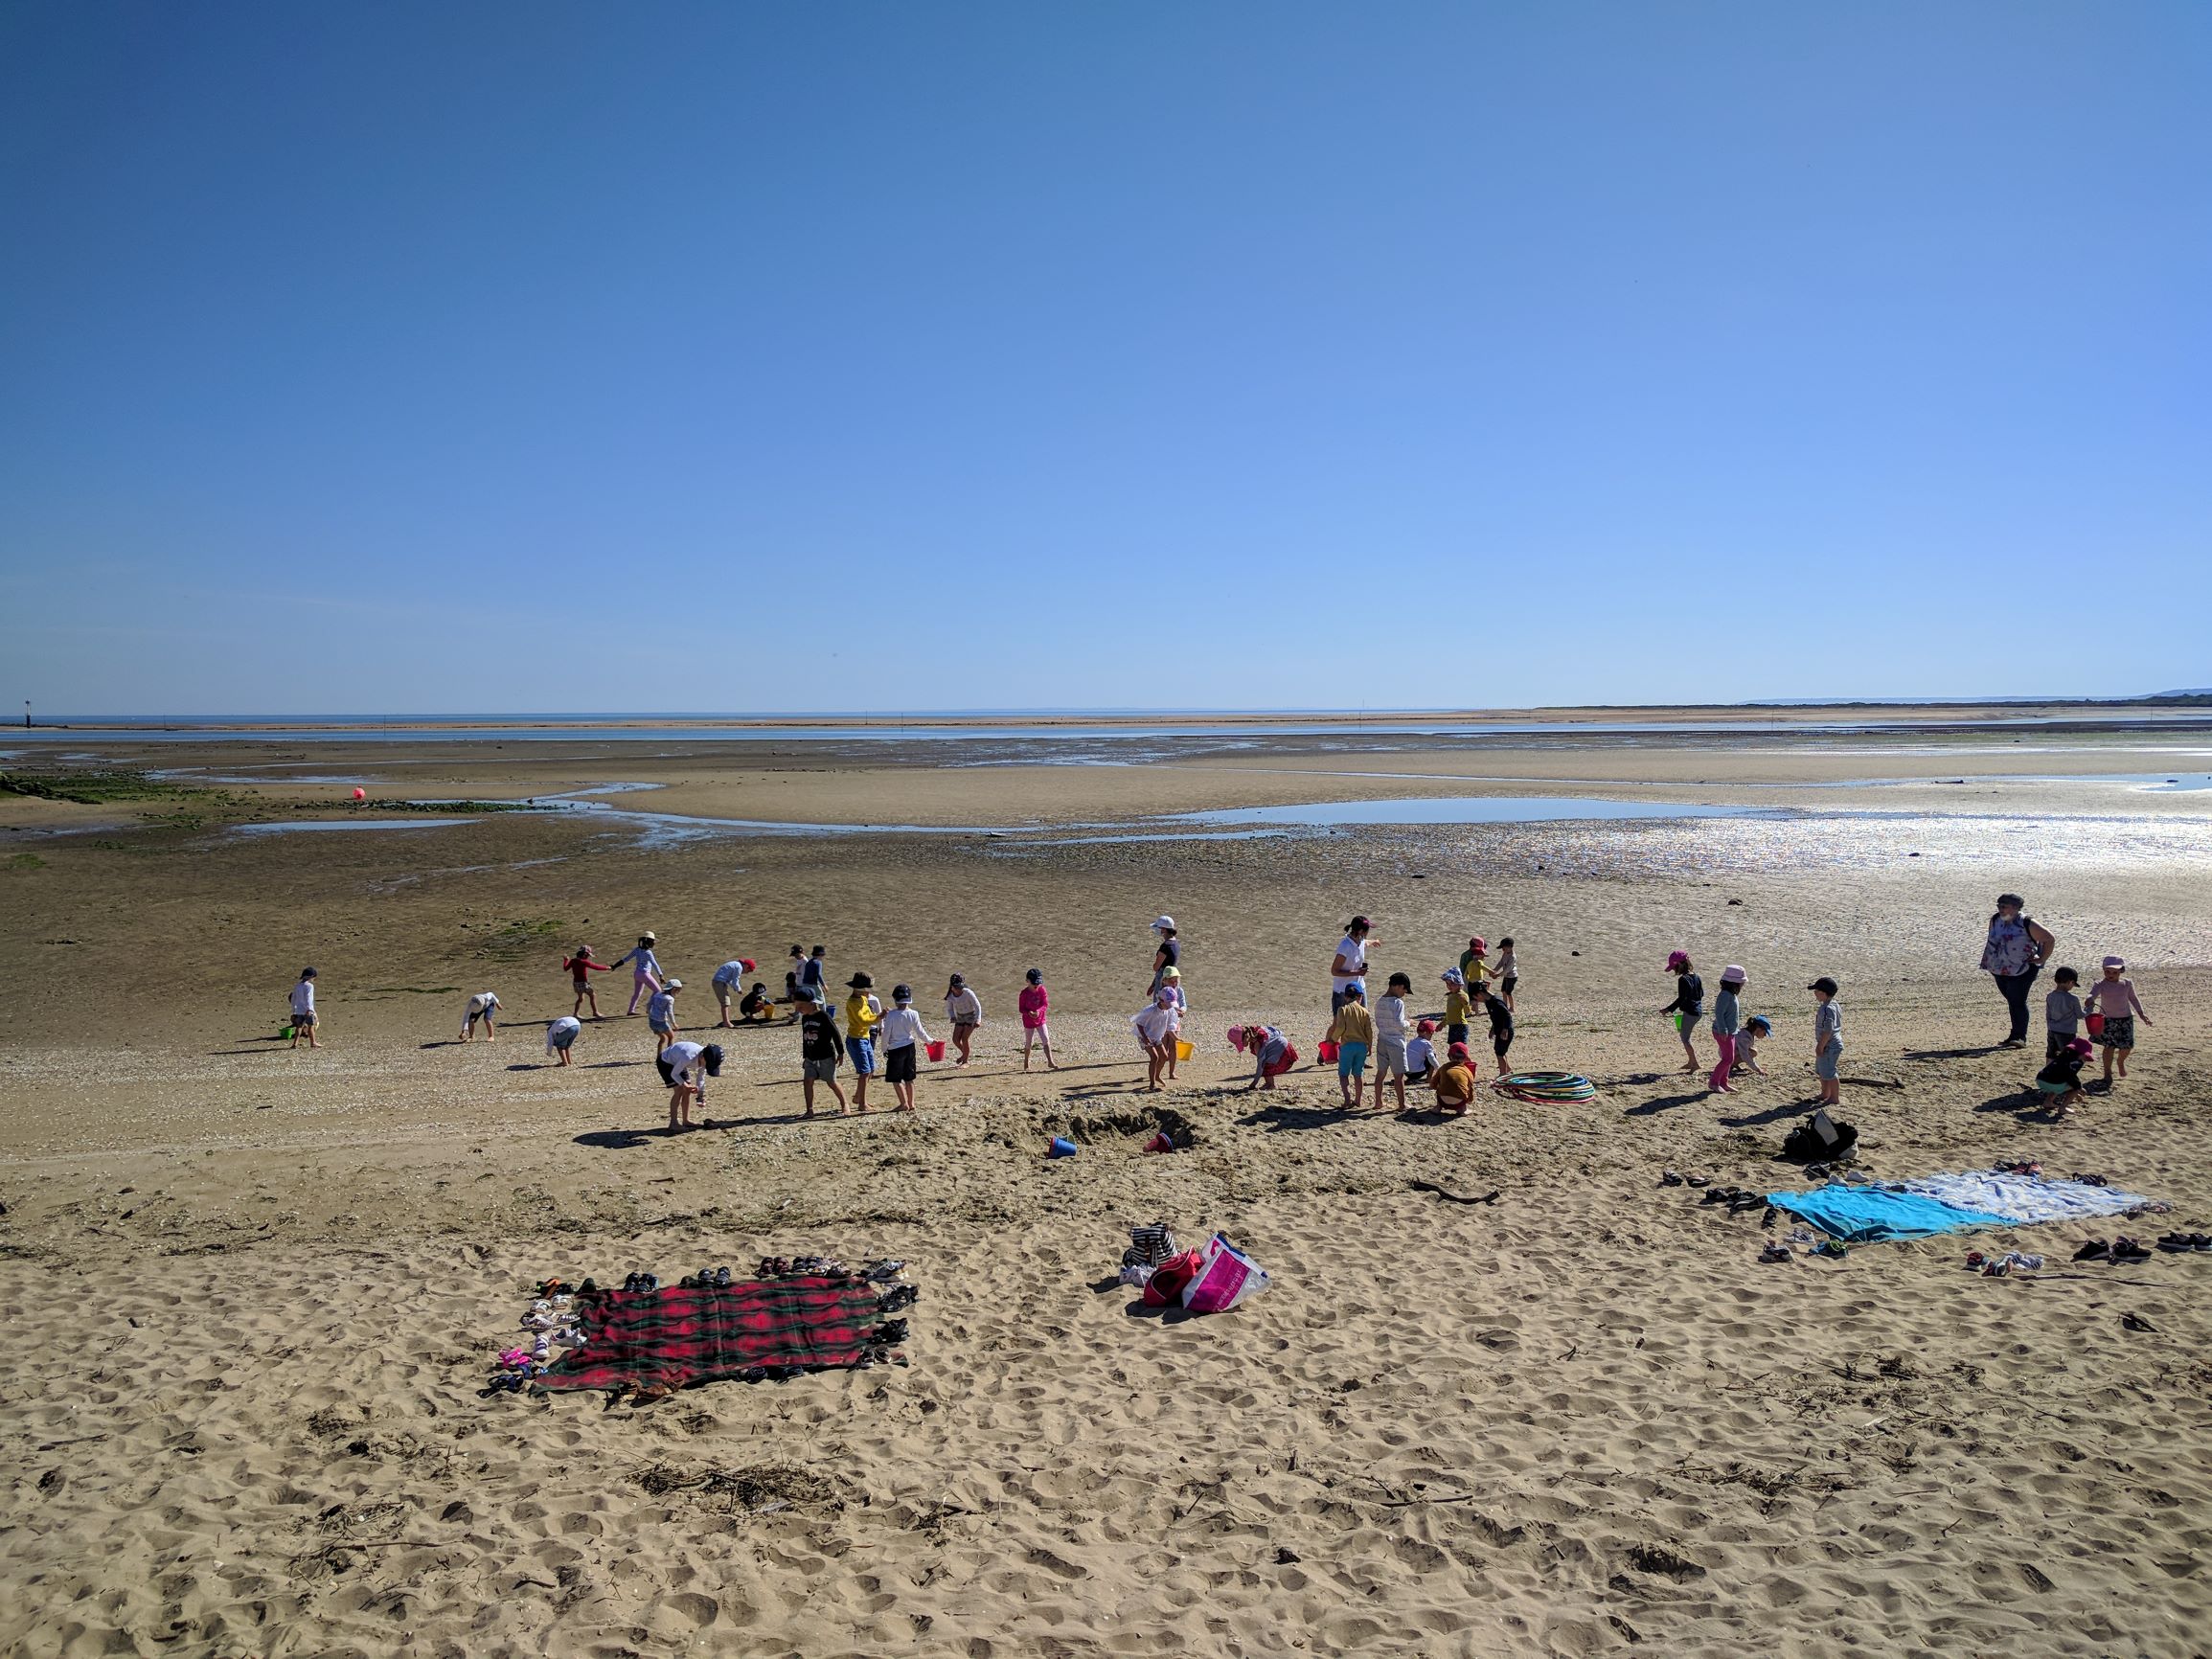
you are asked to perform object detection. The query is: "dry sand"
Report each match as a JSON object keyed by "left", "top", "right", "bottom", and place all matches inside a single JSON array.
[{"left": 2, "top": 722, "right": 2209, "bottom": 1657}]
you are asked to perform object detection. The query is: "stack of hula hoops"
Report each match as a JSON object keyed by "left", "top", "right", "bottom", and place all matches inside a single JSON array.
[{"left": 1491, "top": 1071, "right": 1598, "bottom": 1103}]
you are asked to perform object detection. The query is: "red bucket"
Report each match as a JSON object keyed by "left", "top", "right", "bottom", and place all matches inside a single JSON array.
[
  {"left": 925, "top": 1040, "right": 946, "bottom": 1061},
  {"left": 2086, "top": 1013, "right": 2104, "bottom": 1038},
  {"left": 1317, "top": 1040, "right": 1339, "bottom": 1062}
]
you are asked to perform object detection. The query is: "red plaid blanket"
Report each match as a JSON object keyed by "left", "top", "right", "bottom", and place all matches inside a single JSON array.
[{"left": 538, "top": 1276, "right": 894, "bottom": 1397}]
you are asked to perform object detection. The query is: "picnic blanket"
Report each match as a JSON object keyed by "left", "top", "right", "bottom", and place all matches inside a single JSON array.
[
  {"left": 538, "top": 1275, "right": 901, "bottom": 1397},
  {"left": 1765, "top": 1186, "right": 2015, "bottom": 1243},
  {"left": 1888, "top": 1170, "right": 2149, "bottom": 1224}
]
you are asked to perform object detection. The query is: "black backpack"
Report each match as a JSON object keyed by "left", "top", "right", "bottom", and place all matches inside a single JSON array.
[{"left": 1781, "top": 1109, "right": 1858, "bottom": 1163}]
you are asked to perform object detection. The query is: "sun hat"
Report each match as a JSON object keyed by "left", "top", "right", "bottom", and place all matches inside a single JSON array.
[
  {"left": 892, "top": 983, "right": 912, "bottom": 1002},
  {"left": 1808, "top": 976, "right": 1838, "bottom": 995},
  {"left": 1417, "top": 1019, "right": 1436, "bottom": 1036},
  {"left": 1447, "top": 1041, "right": 1471, "bottom": 1061},
  {"left": 1721, "top": 965, "right": 1746, "bottom": 984},
  {"left": 1441, "top": 967, "right": 1464, "bottom": 984},
  {"left": 1666, "top": 950, "right": 1690, "bottom": 971},
  {"left": 2066, "top": 1036, "right": 2093, "bottom": 1057},
  {"left": 1160, "top": 966, "right": 1181, "bottom": 980},
  {"left": 2102, "top": 955, "right": 2126, "bottom": 969},
  {"left": 663, "top": 977, "right": 683, "bottom": 991},
  {"left": 1152, "top": 915, "right": 1175, "bottom": 931},
  {"left": 1468, "top": 937, "right": 1487, "bottom": 951},
  {"left": 1228, "top": 1025, "right": 1250, "bottom": 1052},
  {"left": 1746, "top": 1014, "right": 1771, "bottom": 1034},
  {"left": 1387, "top": 971, "right": 1412, "bottom": 989},
  {"left": 641, "top": 931, "right": 656, "bottom": 943},
  {"left": 847, "top": 972, "right": 873, "bottom": 989},
  {"left": 739, "top": 957, "right": 756, "bottom": 971}
]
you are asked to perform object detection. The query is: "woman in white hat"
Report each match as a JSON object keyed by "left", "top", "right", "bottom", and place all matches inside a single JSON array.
[{"left": 1148, "top": 917, "right": 1180, "bottom": 999}]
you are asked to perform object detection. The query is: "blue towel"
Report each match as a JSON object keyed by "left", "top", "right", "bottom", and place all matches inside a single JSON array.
[{"left": 1767, "top": 1186, "right": 2014, "bottom": 1243}]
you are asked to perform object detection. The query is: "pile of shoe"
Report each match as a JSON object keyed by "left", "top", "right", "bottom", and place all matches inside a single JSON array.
[
  {"left": 2073, "top": 1238, "right": 2154, "bottom": 1262},
  {"left": 1965, "top": 1249, "right": 2043, "bottom": 1276}
]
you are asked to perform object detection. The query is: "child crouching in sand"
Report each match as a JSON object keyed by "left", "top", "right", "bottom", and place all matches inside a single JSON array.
[
  {"left": 1428, "top": 1041, "right": 1479, "bottom": 1116},
  {"left": 2036, "top": 1036, "right": 2092, "bottom": 1115},
  {"left": 1736, "top": 1014, "right": 1770, "bottom": 1077},
  {"left": 1237, "top": 1024, "right": 1298, "bottom": 1089}
]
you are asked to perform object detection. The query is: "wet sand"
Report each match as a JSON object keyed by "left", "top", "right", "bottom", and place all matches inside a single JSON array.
[{"left": 3, "top": 718, "right": 2209, "bottom": 1656}]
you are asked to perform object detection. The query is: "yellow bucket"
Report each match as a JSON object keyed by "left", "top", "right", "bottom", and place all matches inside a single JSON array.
[{"left": 1174, "top": 1038, "right": 1195, "bottom": 1061}]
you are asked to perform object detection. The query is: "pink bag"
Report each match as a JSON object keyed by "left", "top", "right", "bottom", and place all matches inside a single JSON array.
[{"left": 1181, "top": 1234, "right": 1272, "bottom": 1314}]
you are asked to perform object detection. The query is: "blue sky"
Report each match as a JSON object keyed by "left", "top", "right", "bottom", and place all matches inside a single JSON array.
[{"left": 2, "top": 2, "right": 2205, "bottom": 715}]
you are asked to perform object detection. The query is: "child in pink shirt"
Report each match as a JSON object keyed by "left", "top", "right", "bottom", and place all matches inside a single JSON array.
[{"left": 1018, "top": 967, "right": 1058, "bottom": 1072}]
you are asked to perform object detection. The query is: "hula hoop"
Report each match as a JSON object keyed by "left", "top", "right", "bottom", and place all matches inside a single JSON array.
[{"left": 1491, "top": 1070, "right": 1597, "bottom": 1103}]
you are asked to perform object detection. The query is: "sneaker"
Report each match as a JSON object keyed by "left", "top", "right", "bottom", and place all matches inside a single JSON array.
[
  {"left": 1759, "top": 1241, "right": 1792, "bottom": 1263},
  {"left": 2073, "top": 1239, "right": 2110, "bottom": 1261}
]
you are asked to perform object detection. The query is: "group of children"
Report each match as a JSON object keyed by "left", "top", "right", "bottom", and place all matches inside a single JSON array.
[
  {"left": 788, "top": 966, "right": 1049, "bottom": 1115},
  {"left": 1315, "top": 923, "right": 1521, "bottom": 1113},
  {"left": 1662, "top": 952, "right": 1837, "bottom": 1104},
  {"left": 2033, "top": 957, "right": 2155, "bottom": 1112}
]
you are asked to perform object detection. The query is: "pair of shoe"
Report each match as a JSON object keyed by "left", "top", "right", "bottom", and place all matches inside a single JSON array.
[
  {"left": 2074, "top": 1238, "right": 2151, "bottom": 1262},
  {"left": 677, "top": 1266, "right": 735, "bottom": 1289},
  {"left": 2155, "top": 1232, "right": 2212, "bottom": 1253},
  {"left": 1759, "top": 1241, "right": 1792, "bottom": 1263},
  {"left": 622, "top": 1271, "right": 659, "bottom": 1293}
]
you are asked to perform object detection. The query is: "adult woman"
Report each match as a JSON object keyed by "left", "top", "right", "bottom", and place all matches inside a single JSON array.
[
  {"left": 1332, "top": 917, "right": 1374, "bottom": 1012},
  {"left": 1661, "top": 951, "right": 1704, "bottom": 1074},
  {"left": 1148, "top": 917, "right": 1180, "bottom": 997},
  {"left": 1979, "top": 895, "right": 2055, "bottom": 1048}
]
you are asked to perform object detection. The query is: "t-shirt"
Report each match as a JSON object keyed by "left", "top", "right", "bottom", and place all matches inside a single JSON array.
[
  {"left": 2037, "top": 1053, "right": 2084, "bottom": 1088},
  {"left": 1980, "top": 918, "right": 2040, "bottom": 977},
  {"left": 2045, "top": 989, "right": 2083, "bottom": 1031},
  {"left": 879, "top": 1007, "right": 930, "bottom": 1049},
  {"left": 1373, "top": 994, "right": 1410, "bottom": 1041},
  {"left": 290, "top": 981, "right": 315, "bottom": 1016},
  {"left": 1432, "top": 1061, "right": 1477, "bottom": 1103},
  {"left": 467, "top": 992, "right": 500, "bottom": 1017},
  {"left": 1814, "top": 1000, "right": 1842, "bottom": 1046},
  {"left": 1494, "top": 949, "right": 1516, "bottom": 979},
  {"left": 945, "top": 988, "right": 982, "bottom": 1024},
  {"left": 1151, "top": 939, "right": 1180, "bottom": 988},
  {"left": 1332, "top": 936, "right": 1368, "bottom": 993},
  {"left": 1484, "top": 996, "right": 1514, "bottom": 1040},
  {"left": 739, "top": 987, "right": 769, "bottom": 1014},
  {"left": 1441, "top": 987, "right": 1474, "bottom": 1026},
  {"left": 1132, "top": 1002, "right": 1180, "bottom": 1044},
  {"left": 1405, "top": 1036, "right": 1434, "bottom": 1073},
  {"left": 662, "top": 1039, "right": 705, "bottom": 1083},
  {"left": 2086, "top": 978, "right": 2143, "bottom": 1019},
  {"left": 1711, "top": 988, "right": 1740, "bottom": 1037},
  {"left": 800, "top": 956, "right": 827, "bottom": 992},
  {"left": 713, "top": 960, "right": 747, "bottom": 984},
  {"left": 646, "top": 990, "right": 674, "bottom": 1027},
  {"left": 845, "top": 992, "right": 883, "bottom": 1041},
  {"left": 1330, "top": 1002, "right": 1375, "bottom": 1046},
  {"left": 1018, "top": 985, "right": 1050, "bottom": 1028},
  {"left": 800, "top": 1009, "right": 844, "bottom": 1062},
  {"left": 1459, "top": 951, "right": 1491, "bottom": 988},
  {"left": 616, "top": 945, "right": 662, "bottom": 979},
  {"left": 545, "top": 1015, "right": 581, "bottom": 1051}
]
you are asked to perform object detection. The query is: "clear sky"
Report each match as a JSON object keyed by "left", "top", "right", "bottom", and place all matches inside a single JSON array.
[{"left": 2, "top": 2, "right": 2205, "bottom": 715}]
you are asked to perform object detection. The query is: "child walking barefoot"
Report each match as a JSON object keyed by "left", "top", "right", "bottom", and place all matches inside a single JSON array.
[
  {"left": 611, "top": 933, "right": 664, "bottom": 1016},
  {"left": 2086, "top": 956, "right": 2152, "bottom": 1085},
  {"left": 1809, "top": 976, "right": 1842, "bottom": 1106},
  {"left": 289, "top": 967, "right": 320, "bottom": 1050},
  {"left": 879, "top": 985, "right": 932, "bottom": 1112},
  {"left": 1663, "top": 951, "right": 1705, "bottom": 1074},
  {"left": 944, "top": 974, "right": 982, "bottom": 1066},
  {"left": 1018, "top": 968, "right": 1058, "bottom": 1071},
  {"left": 562, "top": 945, "right": 612, "bottom": 1019},
  {"left": 460, "top": 990, "right": 501, "bottom": 1042},
  {"left": 1132, "top": 989, "right": 1181, "bottom": 1092},
  {"left": 647, "top": 979, "right": 682, "bottom": 1055},
  {"left": 1329, "top": 984, "right": 1376, "bottom": 1112}
]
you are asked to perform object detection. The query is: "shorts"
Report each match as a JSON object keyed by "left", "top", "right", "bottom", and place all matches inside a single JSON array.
[
  {"left": 1493, "top": 1034, "right": 1514, "bottom": 1061},
  {"left": 2099, "top": 1015, "right": 2135, "bottom": 1050},
  {"left": 549, "top": 1027, "right": 578, "bottom": 1052},
  {"left": 1446, "top": 1023, "right": 1469, "bottom": 1047},
  {"left": 571, "top": 977, "right": 592, "bottom": 992},
  {"left": 714, "top": 980, "right": 737, "bottom": 1003},
  {"left": 886, "top": 1045, "right": 918, "bottom": 1084},
  {"left": 2036, "top": 1078, "right": 2073, "bottom": 1097},
  {"left": 654, "top": 1057, "right": 677, "bottom": 1087},
  {"left": 1815, "top": 1040, "right": 1841, "bottom": 1081},
  {"left": 1336, "top": 1040, "right": 1370, "bottom": 1079},
  {"left": 1375, "top": 1036, "right": 1407, "bottom": 1079},
  {"left": 2045, "top": 1029, "right": 2077, "bottom": 1059},
  {"left": 1500, "top": 975, "right": 1517, "bottom": 996},
  {"left": 650, "top": 1021, "right": 673, "bottom": 1036},
  {"left": 849, "top": 1036, "right": 877, "bottom": 1076},
  {"left": 803, "top": 1056, "right": 839, "bottom": 1082},
  {"left": 292, "top": 1011, "right": 316, "bottom": 1027}
]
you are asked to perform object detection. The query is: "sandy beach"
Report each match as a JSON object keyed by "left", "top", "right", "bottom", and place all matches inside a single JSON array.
[{"left": 3, "top": 714, "right": 2209, "bottom": 1657}]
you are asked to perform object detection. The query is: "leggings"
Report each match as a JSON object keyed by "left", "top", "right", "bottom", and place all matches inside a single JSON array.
[
  {"left": 1994, "top": 969, "right": 2038, "bottom": 1043},
  {"left": 1709, "top": 1031, "right": 1737, "bottom": 1091},
  {"left": 627, "top": 969, "right": 656, "bottom": 1015}
]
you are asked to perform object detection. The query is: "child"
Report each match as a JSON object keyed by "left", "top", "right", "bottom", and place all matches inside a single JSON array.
[
  {"left": 2086, "top": 955, "right": 2152, "bottom": 1085},
  {"left": 1132, "top": 988, "right": 1181, "bottom": 1093},
  {"left": 1440, "top": 969, "right": 1474, "bottom": 1048},
  {"left": 1809, "top": 976, "right": 1842, "bottom": 1106},
  {"left": 460, "top": 990, "right": 501, "bottom": 1043},
  {"left": 800, "top": 944, "right": 829, "bottom": 1004},
  {"left": 611, "top": 933, "right": 662, "bottom": 1016},
  {"left": 1663, "top": 951, "right": 1704, "bottom": 1074},
  {"left": 1238, "top": 1024, "right": 1297, "bottom": 1090},
  {"left": 844, "top": 973, "right": 883, "bottom": 1111},
  {"left": 1483, "top": 987, "right": 1515, "bottom": 1071},
  {"left": 1018, "top": 967, "right": 1057, "bottom": 1071},
  {"left": 784, "top": 943, "right": 807, "bottom": 1003},
  {"left": 647, "top": 978, "right": 682, "bottom": 1054},
  {"left": 1494, "top": 938, "right": 1518, "bottom": 1011},
  {"left": 944, "top": 974, "right": 982, "bottom": 1066},
  {"left": 1405, "top": 1019, "right": 1436, "bottom": 1083},
  {"left": 289, "top": 967, "right": 319, "bottom": 1050},
  {"left": 738, "top": 983, "right": 775, "bottom": 1022},
  {"left": 1737, "top": 1014, "right": 1771, "bottom": 1078},
  {"left": 2044, "top": 966, "right": 2084, "bottom": 1060},
  {"left": 1364, "top": 971, "right": 1406, "bottom": 1110},
  {"left": 1159, "top": 966, "right": 1186, "bottom": 1078},
  {"left": 794, "top": 989, "right": 848, "bottom": 1117},
  {"left": 878, "top": 985, "right": 932, "bottom": 1112},
  {"left": 2035, "top": 1035, "right": 2092, "bottom": 1114},
  {"left": 1709, "top": 966, "right": 1745, "bottom": 1093},
  {"left": 1329, "top": 984, "right": 1376, "bottom": 1111},
  {"left": 656, "top": 1039, "right": 723, "bottom": 1130},
  {"left": 1429, "top": 1041, "right": 1479, "bottom": 1116},
  {"left": 711, "top": 957, "right": 757, "bottom": 1027},
  {"left": 545, "top": 1013, "right": 581, "bottom": 1065},
  {"left": 1459, "top": 937, "right": 1492, "bottom": 997},
  {"left": 562, "top": 944, "right": 612, "bottom": 1019}
]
